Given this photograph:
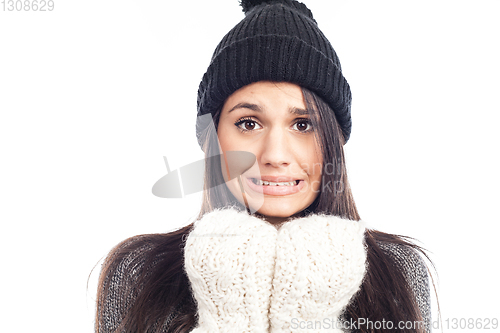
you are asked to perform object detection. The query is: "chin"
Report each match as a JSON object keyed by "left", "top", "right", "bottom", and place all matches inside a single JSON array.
[
  {"left": 254, "top": 201, "right": 305, "bottom": 219},
  {"left": 226, "top": 181, "right": 317, "bottom": 218}
]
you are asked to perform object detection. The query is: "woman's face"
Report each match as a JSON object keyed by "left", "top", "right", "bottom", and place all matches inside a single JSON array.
[{"left": 217, "top": 81, "right": 323, "bottom": 223}]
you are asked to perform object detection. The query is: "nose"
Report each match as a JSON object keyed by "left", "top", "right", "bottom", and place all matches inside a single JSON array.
[{"left": 259, "top": 126, "right": 292, "bottom": 168}]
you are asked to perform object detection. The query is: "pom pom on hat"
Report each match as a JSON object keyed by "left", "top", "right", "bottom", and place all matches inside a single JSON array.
[
  {"left": 239, "top": 0, "right": 315, "bottom": 21},
  {"left": 239, "top": 0, "right": 271, "bottom": 13}
]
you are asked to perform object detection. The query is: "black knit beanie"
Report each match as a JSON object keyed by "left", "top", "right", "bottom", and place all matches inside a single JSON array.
[{"left": 196, "top": 0, "right": 352, "bottom": 147}]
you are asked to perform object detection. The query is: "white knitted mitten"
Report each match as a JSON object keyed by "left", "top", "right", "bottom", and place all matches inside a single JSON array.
[
  {"left": 269, "top": 214, "right": 367, "bottom": 333},
  {"left": 184, "top": 208, "right": 278, "bottom": 333}
]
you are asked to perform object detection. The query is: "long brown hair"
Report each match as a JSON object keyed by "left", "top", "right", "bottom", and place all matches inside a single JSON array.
[{"left": 95, "top": 84, "right": 435, "bottom": 333}]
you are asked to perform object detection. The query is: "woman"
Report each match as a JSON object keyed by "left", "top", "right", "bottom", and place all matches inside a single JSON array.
[{"left": 95, "top": 1, "right": 433, "bottom": 332}]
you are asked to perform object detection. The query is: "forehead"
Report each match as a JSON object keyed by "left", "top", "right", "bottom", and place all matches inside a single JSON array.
[{"left": 223, "top": 81, "right": 306, "bottom": 111}]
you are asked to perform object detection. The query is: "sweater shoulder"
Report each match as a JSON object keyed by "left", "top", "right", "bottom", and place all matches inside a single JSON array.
[
  {"left": 96, "top": 234, "right": 188, "bottom": 333},
  {"left": 377, "top": 241, "right": 432, "bottom": 333},
  {"left": 96, "top": 239, "right": 150, "bottom": 332}
]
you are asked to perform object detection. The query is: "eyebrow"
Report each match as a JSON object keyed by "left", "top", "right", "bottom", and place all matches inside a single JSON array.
[{"left": 227, "top": 103, "right": 309, "bottom": 115}]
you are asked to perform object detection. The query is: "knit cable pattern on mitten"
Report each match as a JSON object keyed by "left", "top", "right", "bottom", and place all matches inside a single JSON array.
[
  {"left": 184, "top": 207, "right": 278, "bottom": 333},
  {"left": 269, "top": 214, "right": 367, "bottom": 333}
]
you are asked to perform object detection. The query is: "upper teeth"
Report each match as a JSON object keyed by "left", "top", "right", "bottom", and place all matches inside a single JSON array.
[{"left": 255, "top": 179, "right": 296, "bottom": 186}]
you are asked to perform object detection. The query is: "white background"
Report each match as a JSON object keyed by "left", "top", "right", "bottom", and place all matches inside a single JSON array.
[{"left": 1, "top": 0, "right": 499, "bottom": 332}]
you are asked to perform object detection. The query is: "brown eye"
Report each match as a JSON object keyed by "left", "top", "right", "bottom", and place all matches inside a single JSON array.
[
  {"left": 234, "top": 117, "right": 262, "bottom": 132},
  {"left": 243, "top": 121, "right": 256, "bottom": 130},
  {"left": 294, "top": 119, "right": 312, "bottom": 132}
]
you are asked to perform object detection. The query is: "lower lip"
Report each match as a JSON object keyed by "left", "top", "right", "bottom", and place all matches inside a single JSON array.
[{"left": 245, "top": 177, "right": 304, "bottom": 196}]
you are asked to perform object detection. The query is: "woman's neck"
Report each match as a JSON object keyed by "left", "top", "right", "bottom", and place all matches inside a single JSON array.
[{"left": 254, "top": 211, "right": 304, "bottom": 229}]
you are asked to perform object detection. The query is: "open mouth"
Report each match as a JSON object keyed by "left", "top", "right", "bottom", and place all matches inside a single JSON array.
[
  {"left": 244, "top": 177, "right": 304, "bottom": 196},
  {"left": 250, "top": 178, "right": 301, "bottom": 186}
]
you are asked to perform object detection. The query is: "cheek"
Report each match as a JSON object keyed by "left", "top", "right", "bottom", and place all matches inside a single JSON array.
[
  {"left": 309, "top": 155, "right": 323, "bottom": 195},
  {"left": 309, "top": 160, "right": 323, "bottom": 187},
  {"left": 306, "top": 150, "right": 323, "bottom": 197},
  {"left": 303, "top": 143, "right": 323, "bottom": 178}
]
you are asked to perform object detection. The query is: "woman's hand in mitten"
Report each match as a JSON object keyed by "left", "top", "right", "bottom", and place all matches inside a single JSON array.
[
  {"left": 269, "top": 214, "right": 367, "bottom": 333},
  {"left": 183, "top": 208, "right": 278, "bottom": 333}
]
